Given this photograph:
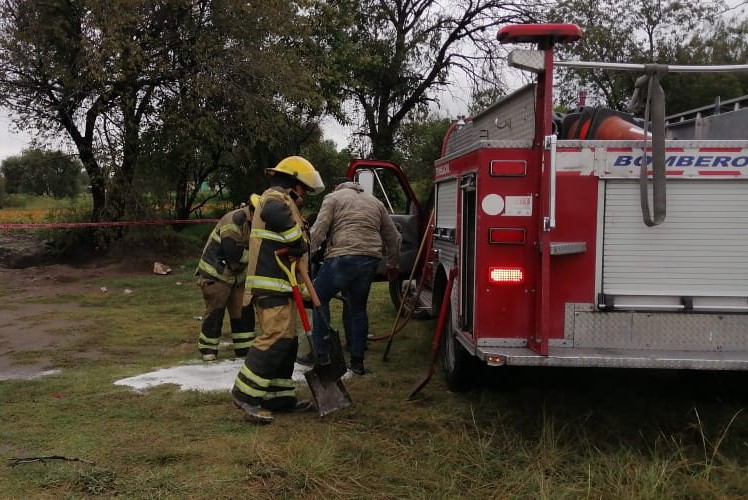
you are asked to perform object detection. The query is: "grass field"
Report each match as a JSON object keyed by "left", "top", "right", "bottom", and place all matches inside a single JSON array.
[{"left": 1, "top": 257, "right": 748, "bottom": 498}]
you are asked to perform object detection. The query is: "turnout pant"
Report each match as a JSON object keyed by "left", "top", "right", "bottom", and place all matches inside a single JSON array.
[
  {"left": 197, "top": 278, "right": 256, "bottom": 358},
  {"left": 232, "top": 298, "right": 300, "bottom": 411}
]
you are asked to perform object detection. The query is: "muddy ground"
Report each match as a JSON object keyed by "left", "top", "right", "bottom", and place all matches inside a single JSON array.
[
  {"left": 0, "top": 234, "right": 317, "bottom": 391},
  {"left": 0, "top": 232, "right": 158, "bottom": 380}
]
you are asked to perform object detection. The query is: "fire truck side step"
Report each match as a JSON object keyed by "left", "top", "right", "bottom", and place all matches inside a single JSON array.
[
  {"left": 548, "top": 242, "right": 587, "bottom": 255},
  {"left": 416, "top": 289, "right": 433, "bottom": 315}
]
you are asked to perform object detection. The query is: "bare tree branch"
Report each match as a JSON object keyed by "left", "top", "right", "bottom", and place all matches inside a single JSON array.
[{"left": 9, "top": 455, "right": 95, "bottom": 467}]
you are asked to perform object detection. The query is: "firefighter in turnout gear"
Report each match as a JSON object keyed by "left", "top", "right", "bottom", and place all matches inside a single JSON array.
[
  {"left": 195, "top": 195, "right": 260, "bottom": 361},
  {"left": 231, "top": 156, "right": 325, "bottom": 424}
]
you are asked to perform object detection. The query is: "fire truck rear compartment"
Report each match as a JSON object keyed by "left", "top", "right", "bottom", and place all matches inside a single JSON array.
[{"left": 474, "top": 176, "right": 748, "bottom": 370}]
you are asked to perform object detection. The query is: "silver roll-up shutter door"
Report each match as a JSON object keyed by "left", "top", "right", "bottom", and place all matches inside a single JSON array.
[{"left": 603, "top": 179, "right": 748, "bottom": 301}]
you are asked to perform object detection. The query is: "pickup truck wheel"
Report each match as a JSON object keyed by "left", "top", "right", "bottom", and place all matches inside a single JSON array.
[
  {"left": 440, "top": 305, "right": 473, "bottom": 391},
  {"left": 389, "top": 279, "right": 430, "bottom": 320}
]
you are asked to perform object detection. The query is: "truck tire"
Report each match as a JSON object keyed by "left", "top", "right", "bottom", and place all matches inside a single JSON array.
[
  {"left": 389, "top": 279, "right": 430, "bottom": 320},
  {"left": 440, "top": 305, "right": 473, "bottom": 391}
]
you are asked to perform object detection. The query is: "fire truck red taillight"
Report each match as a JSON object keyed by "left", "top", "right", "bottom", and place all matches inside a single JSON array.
[{"left": 488, "top": 266, "right": 524, "bottom": 284}]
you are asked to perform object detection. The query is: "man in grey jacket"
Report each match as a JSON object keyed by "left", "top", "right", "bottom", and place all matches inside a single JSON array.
[{"left": 308, "top": 180, "right": 401, "bottom": 375}]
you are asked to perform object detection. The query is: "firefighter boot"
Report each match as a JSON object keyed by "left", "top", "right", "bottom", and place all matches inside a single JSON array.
[
  {"left": 296, "top": 352, "right": 314, "bottom": 366},
  {"left": 291, "top": 400, "right": 316, "bottom": 413},
  {"left": 231, "top": 392, "right": 273, "bottom": 424}
]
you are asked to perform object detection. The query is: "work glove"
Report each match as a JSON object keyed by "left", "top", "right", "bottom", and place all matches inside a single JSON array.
[{"left": 285, "top": 246, "right": 307, "bottom": 257}]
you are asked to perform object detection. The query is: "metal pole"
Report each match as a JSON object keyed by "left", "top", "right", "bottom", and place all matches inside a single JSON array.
[{"left": 555, "top": 61, "right": 748, "bottom": 73}]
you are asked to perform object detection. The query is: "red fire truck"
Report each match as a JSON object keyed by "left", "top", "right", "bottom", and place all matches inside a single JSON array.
[{"left": 348, "top": 23, "right": 748, "bottom": 390}]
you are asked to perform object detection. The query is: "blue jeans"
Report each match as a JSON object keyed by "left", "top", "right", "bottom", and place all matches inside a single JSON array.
[{"left": 311, "top": 255, "right": 380, "bottom": 359}]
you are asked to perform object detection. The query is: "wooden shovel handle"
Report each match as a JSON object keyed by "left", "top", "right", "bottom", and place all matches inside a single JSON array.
[
  {"left": 296, "top": 258, "right": 322, "bottom": 308},
  {"left": 275, "top": 247, "right": 321, "bottom": 308}
]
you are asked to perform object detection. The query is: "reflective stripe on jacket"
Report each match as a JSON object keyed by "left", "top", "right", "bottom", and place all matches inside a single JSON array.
[
  {"left": 196, "top": 206, "right": 252, "bottom": 285},
  {"left": 245, "top": 187, "right": 308, "bottom": 298}
]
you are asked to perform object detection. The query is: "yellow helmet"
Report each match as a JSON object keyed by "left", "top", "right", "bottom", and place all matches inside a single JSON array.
[{"left": 265, "top": 156, "right": 325, "bottom": 195}]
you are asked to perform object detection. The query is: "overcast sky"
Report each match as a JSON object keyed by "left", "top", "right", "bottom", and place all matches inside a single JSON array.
[
  {"left": 0, "top": 96, "right": 468, "bottom": 162},
  {"left": 0, "top": 112, "right": 34, "bottom": 162}
]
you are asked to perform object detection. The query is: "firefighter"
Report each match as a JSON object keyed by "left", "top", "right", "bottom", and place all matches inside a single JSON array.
[
  {"left": 231, "top": 156, "right": 324, "bottom": 424},
  {"left": 195, "top": 194, "right": 261, "bottom": 362}
]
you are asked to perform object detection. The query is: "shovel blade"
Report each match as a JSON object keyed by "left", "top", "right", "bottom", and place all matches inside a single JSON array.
[
  {"left": 305, "top": 369, "right": 352, "bottom": 417},
  {"left": 316, "top": 325, "right": 347, "bottom": 380}
]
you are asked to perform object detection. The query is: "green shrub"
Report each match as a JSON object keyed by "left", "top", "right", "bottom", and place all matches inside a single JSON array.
[{"left": 0, "top": 193, "right": 30, "bottom": 208}]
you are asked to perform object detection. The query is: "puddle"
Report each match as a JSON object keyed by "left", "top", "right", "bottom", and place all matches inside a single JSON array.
[{"left": 0, "top": 368, "right": 61, "bottom": 381}]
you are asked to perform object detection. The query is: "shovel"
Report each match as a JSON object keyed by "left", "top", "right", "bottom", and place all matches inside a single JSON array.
[
  {"left": 406, "top": 268, "right": 457, "bottom": 400},
  {"left": 295, "top": 262, "right": 348, "bottom": 381},
  {"left": 275, "top": 251, "right": 352, "bottom": 417}
]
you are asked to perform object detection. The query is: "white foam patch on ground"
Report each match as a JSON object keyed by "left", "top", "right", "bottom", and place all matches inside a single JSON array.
[{"left": 113, "top": 360, "right": 312, "bottom": 393}]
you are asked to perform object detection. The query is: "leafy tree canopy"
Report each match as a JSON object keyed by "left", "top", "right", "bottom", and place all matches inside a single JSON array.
[
  {"left": 0, "top": 0, "right": 331, "bottom": 223},
  {"left": 1, "top": 148, "right": 81, "bottom": 198},
  {"left": 309, "top": 0, "right": 545, "bottom": 160},
  {"left": 550, "top": 0, "right": 748, "bottom": 114}
]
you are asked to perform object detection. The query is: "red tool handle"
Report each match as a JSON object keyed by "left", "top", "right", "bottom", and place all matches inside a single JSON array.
[
  {"left": 275, "top": 247, "right": 314, "bottom": 331},
  {"left": 291, "top": 284, "right": 311, "bottom": 332}
]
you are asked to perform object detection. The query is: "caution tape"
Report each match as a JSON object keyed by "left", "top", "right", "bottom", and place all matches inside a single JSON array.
[{"left": 0, "top": 219, "right": 219, "bottom": 229}]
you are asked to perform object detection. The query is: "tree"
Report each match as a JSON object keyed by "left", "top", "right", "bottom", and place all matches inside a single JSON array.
[
  {"left": 660, "top": 17, "right": 748, "bottom": 113},
  {"left": 310, "top": 0, "right": 544, "bottom": 161},
  {"left": 549, "top": 0, "right": 748, "bottom": 113},
  {"left": 393, "top": 113, "right": 451, "bottom": 206},
  {"left": 0, "top": 0, "right": 331, "bottom": 225},
  {"left": 0, "top": 0, "right": 196, "bottom": 221},
  {"left": 1, "top": 148, "right": 81, "bottom": 198},
  {"left": 136, "top": 0, "right": 333, "bottom": 221},
  {"left": 0, "top": 155, "right": 24, "bottom": 194},
  {"left": 395, "top": 114, "right": 451, "bottom": 179},
  {"left": 298, "top": 139, "right": 354, "bottom": 214}
]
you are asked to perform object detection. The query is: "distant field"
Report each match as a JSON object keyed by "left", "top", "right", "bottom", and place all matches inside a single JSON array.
[
  {"left": 0, "top": 208, "right": 52, "bottom": 223},
  {"left": 0, "top": 196, "right": 235, "bottom": 227}
]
